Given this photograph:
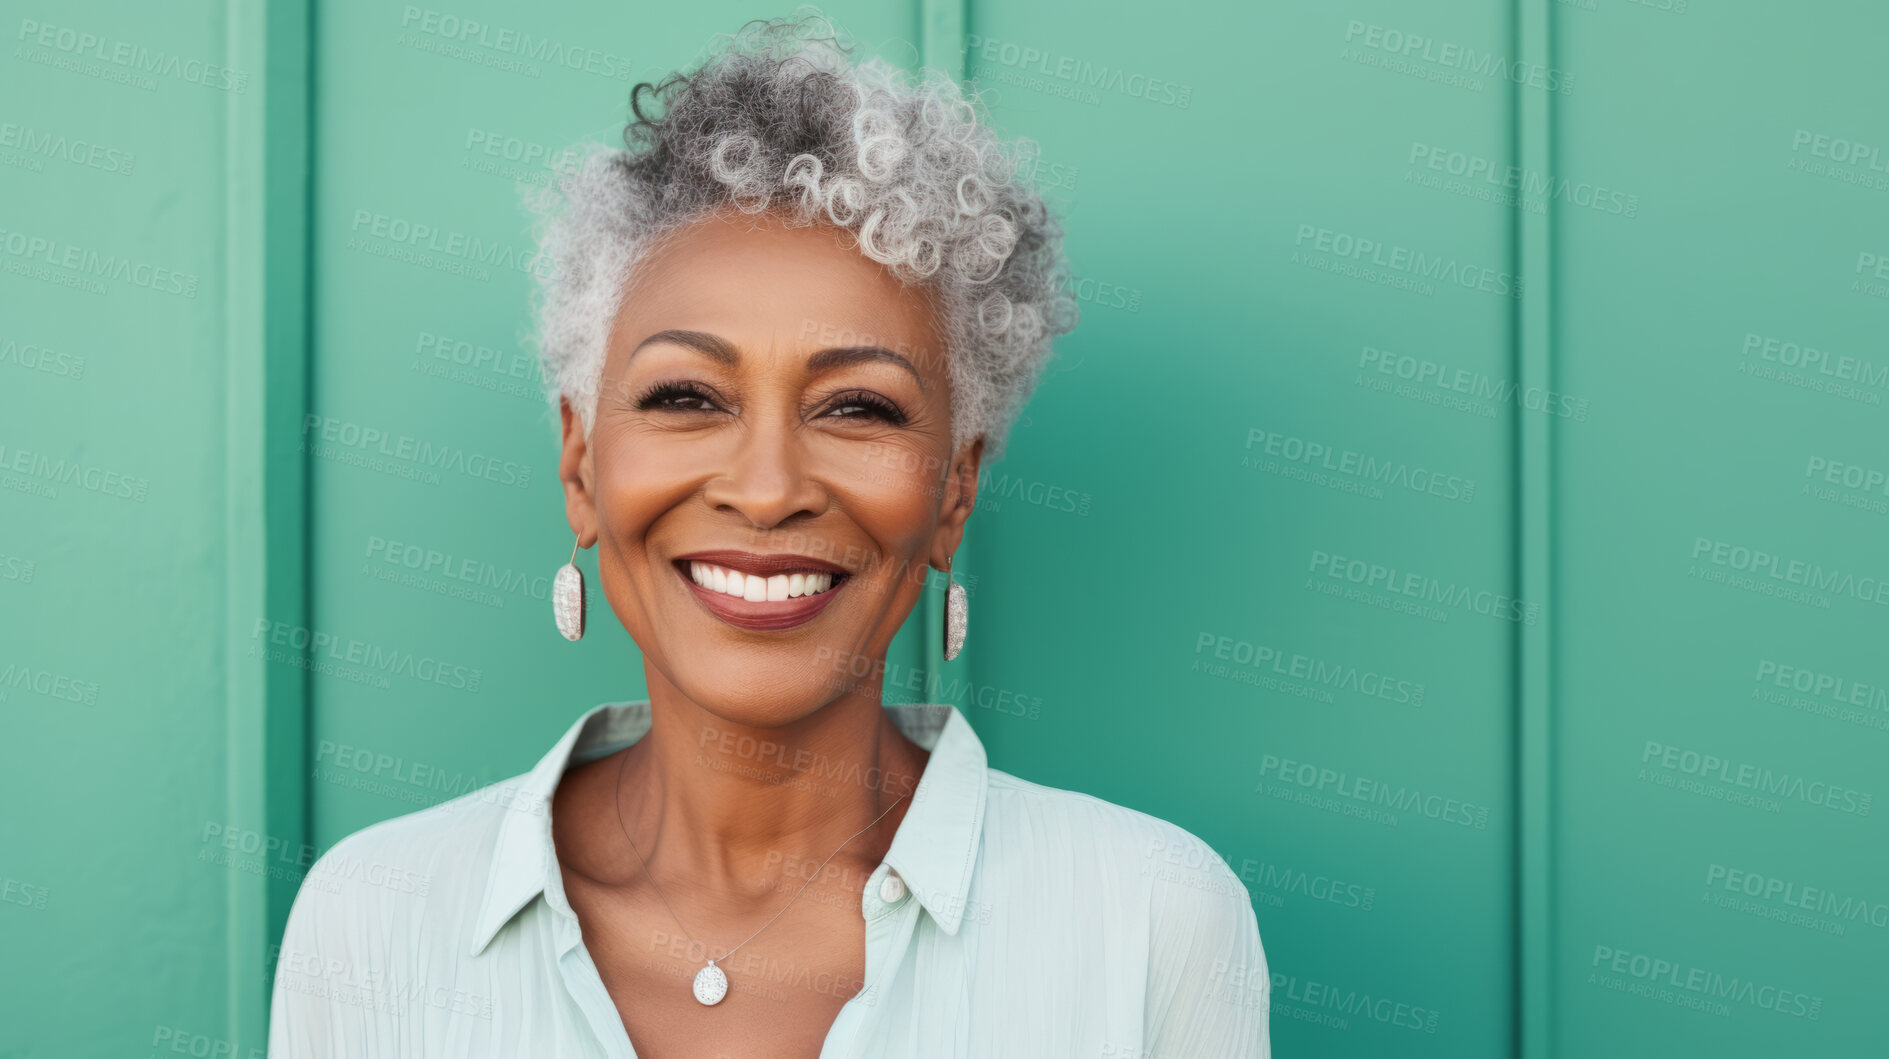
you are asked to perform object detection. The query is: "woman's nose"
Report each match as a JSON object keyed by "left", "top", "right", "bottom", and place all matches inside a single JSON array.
[{"left": 699, "top": 422, "right": 831, "bottom": 530}]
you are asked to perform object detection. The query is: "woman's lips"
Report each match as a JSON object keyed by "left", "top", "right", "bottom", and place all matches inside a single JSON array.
[{"left": 672, "top": 557, "right": 849, "bottom": 631}]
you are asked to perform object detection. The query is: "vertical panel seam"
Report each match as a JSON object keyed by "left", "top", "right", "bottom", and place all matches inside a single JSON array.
[
  {"left": 224, "top": 0, "right": 263, "bottom": 1045},
  {"left": 225, "top": 0, "right": 312, "bottom": 1049},
  {"left": 1512, "top": 0, "right": 1557, "bottom": 1057},
  {"left": 920, "top": 0, "right": 968, "bottom": 81}
]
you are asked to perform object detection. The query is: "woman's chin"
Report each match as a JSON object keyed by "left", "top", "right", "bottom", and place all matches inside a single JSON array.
[{"left": 675, "top": 680, "right": 846, "bottom": 729}]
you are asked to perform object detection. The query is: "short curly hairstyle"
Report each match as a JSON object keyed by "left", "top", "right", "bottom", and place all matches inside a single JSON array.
[{"left": 524, "top": 9, "right": 1079, "bottom": 461}]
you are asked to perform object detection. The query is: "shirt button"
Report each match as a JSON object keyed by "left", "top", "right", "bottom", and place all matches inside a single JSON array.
[{"left": 878, "top": 868, "right": 907, "bottom": 903}]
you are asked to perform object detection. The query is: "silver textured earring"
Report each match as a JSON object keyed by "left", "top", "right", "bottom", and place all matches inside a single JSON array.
[
  {"left": 553, "top": 535, "right": 586, "bottom": 641},
  {"left": 942, "top": 554, "right": 968, "bottom": 661}
]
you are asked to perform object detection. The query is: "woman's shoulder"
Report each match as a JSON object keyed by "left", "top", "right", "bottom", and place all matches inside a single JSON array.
[
  {"left": 982, "top": 766, "right": 1253, "bottom": 904},
  {"left": 982, "top": 767, "right": 1271, "bottom": 1041},
  {"left": 268, "top": 777, "right": 537, "bottom": 1043},
  {"left": 317, "top": 775, "right": 532, "bottom": 880},
  {"left": 277, "top": 775, "right": 536, "bottom": 949}
]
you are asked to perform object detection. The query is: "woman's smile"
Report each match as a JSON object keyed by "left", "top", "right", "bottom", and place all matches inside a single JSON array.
[{"left": 672, "top": 550, "right": 853, "bottom": 631}]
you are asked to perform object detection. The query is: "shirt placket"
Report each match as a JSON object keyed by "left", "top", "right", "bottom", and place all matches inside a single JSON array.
[
  {"left": 542, "top": 857, "right": 640, "bottom": 1059},
  {"left": 820, "top": 860, "right": 924, "bottom": 1059}
]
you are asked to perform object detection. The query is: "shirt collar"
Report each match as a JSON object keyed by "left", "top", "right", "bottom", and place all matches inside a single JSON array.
[{"left": 470, "top": 700, "right": 988, "bottom": 956}]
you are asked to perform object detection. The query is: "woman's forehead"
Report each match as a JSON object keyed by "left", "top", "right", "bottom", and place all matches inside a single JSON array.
[{"left": 611, "top": 214, "right": 947, "bottom": 372}]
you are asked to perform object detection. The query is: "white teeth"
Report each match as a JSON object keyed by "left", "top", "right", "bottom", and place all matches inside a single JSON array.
[{"left": 688, "top": 562, "right": 839, "bottom": 601}]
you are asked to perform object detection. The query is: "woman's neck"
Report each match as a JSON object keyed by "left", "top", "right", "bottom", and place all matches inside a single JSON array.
[{"left": 611, "top": 675, "right": 931, "bottom": 892}]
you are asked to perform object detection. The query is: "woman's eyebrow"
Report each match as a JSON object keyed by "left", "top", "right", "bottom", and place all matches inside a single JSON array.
[
  {"left": 631, "top": 329, "right": 926, "bottom": 390},
  {"left": 807, "top": 345, "right": 927, "bottom": 391},
  {"left": 630, "top": 328, "right": 740, "bottom": 365}
]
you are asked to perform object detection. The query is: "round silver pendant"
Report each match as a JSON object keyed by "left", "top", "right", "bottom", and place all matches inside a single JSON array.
[{"left": 693, "top": 961, "right": 728, "bottom": 1006}]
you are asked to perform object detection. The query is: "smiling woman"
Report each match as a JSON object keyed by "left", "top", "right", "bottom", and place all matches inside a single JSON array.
[
  {"left": 267, "top": 11, "right": 1269, "bottom": 1059},
  {"left": 566, "top": 209, "right": 973, "bottom": 713}
]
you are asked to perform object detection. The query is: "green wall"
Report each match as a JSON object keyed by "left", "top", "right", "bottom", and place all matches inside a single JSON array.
[{"left": 3, "top": 1, "right": 1884, "bottom": 1056}]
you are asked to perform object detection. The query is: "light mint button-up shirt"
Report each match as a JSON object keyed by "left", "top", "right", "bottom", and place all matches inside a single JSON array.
[{"left": 268, "top": 701, "right": 1271, "bottom": 1057}]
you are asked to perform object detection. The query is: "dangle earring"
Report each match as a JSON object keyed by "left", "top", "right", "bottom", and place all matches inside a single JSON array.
[
  {"left": 942, "top": 553, "right": 968, "bottom": 661},
  {"left": 553, "top": 534, "right": 586, "bottom": 641}
]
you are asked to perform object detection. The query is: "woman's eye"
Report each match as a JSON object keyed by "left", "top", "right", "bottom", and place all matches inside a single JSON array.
[
  {"left": 824, "top": 392, "right": 907, "bottom": 425},
  {"left": 637, "top": 382, "right": 721, "bottom": 412}
]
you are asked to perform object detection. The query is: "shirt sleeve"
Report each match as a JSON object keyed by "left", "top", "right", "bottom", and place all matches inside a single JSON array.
[
  {"left": 266, "top": 851, "right": 361, "bottom": 1057},
  {"left": 1141, "top": 847, "right": 1271, "bottom": 1058}
]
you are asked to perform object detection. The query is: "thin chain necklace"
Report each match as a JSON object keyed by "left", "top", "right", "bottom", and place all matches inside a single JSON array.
[{"left": 612, "top": 747, "right": 907, "bottom": 1007}]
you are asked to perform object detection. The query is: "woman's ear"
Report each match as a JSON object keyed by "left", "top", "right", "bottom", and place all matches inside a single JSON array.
[
  {"left": 558, "top": 397, "right": 599, "bottom": 548},
  {"left": 931, "top": 435, "right": 985, "bottom": 567}
]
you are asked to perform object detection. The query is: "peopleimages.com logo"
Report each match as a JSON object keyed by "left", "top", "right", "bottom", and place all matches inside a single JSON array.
[
  {"left": 395, "top": 6, "right": 634, "bottom": 80},
  {"left": 1294, "top": 223, "right": 1523, "bottom": 298},
  {"left": 1640, "top": 741, "right": 1872, "bottom": 815},
  {"left": 963, "top": 33, "right": 1192, "bottom": 108},
  {"left": 1342, "top": 20, "right": 1572, "bottom": 94}
]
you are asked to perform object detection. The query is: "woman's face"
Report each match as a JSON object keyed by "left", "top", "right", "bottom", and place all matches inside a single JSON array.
[{"left": 558, "top": 209, "right": 982, "bottom": 727}]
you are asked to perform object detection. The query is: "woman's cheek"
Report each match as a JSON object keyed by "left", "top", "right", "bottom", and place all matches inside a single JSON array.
[
  {"left": 597, "top": 432, "right": 702, "bottom": 524},
  {"left": 842, "top": 482, "right": 940, "bottom": 590}
]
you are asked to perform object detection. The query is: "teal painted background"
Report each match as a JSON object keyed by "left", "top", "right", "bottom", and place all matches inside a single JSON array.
[{"left": 3, "top": 0, "right": 1884, "bottom": 1056}]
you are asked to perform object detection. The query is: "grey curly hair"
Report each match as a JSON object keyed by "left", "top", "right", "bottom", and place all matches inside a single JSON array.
[{"left": 524, "top": 11, "right": 1079, "bottom": 461}]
